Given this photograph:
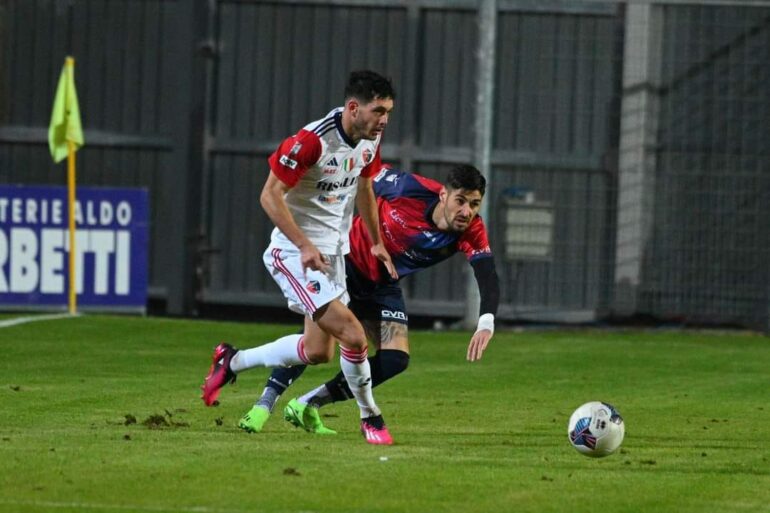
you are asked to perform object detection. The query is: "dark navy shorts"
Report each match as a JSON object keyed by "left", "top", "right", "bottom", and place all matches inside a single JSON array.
[{"left": 345, "top": 258, "right": 408, "bottom": 325}]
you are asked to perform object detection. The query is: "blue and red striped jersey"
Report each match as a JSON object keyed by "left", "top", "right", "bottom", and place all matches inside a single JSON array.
[{"left": 348, "top": 167, "right": 492, "bottom": 283}]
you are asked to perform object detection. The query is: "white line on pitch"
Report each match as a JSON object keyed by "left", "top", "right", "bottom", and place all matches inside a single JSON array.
[{"left": 0, "top": 312, "right": 80, "bottom": 328}]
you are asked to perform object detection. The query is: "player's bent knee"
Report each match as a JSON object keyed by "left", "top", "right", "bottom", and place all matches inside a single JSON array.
[
  {"left": 334, "top": 324, "right": 367, "bottom": 350},
  {"left": 304, "top": 344, "right": 334, "bottom": 364},
  {"left": 301, "top": 333, "right": 335, "bottom": 364}
]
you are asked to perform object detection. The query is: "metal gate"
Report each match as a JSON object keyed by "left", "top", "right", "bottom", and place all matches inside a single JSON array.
[
  {"left": 198, "top": 0, "right": 624, "bottom": 323},
  {"left": 2, "top": 0, "right": 768, "bottom": 329}
]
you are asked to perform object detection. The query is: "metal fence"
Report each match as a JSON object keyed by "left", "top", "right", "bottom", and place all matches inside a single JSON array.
[
  {"left": 615, "top": 2, "right": 770, "bottom": 329},
  {"left": 1, "top": 0, "right": 769, "bottom": 330}
]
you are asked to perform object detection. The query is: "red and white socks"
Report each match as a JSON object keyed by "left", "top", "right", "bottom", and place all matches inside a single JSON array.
[{"left": 339, "top": 345, "right": 380, "bottom": 419}]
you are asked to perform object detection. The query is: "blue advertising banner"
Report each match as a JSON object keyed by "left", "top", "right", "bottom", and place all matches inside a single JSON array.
[{"left": 0, "top": 185, "right": 148, "bottom": 310}]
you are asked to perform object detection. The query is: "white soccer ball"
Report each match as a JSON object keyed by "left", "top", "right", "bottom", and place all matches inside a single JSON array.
[{"left": 567, "top": 401, "right": 625, "bottom": 458}]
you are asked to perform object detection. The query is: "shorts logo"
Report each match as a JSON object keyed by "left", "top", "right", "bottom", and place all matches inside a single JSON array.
[
  {"left": 381, "top": 309, "right": 407, "bottom": 321},
  {"left": 279, "top": 154, "right": 298, "bottom": 169},
  {"left": 306, "top": 281, "right": 321, "bottom": 294}
]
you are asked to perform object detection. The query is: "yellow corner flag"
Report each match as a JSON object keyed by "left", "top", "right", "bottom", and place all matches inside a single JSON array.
[{"left": 48, "top": 56, "right": 84, "bottom": 163}]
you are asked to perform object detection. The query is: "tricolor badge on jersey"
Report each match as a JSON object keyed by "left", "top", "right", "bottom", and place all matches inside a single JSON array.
[
  {"left": 306, "top": 281, "right": 321, "bottom": 294},
  {"left": 342, "top": 157, "right": 355, "bottom": 172},
  {"left": 290, "top": 142, "right": 303, "bottom": 155}
]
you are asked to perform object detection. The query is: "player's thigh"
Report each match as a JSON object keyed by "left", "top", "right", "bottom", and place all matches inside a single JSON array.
[
  {"left": 378, "top": 321, "right": 409, "bottom": 353},
  {"left": 313, "top": 300, "right": 366, "bottom": 348},
  {"left": 360, "top": 319, "right": 382, "bottom": 346},
  {"left": 351, "top": 281, "right": 408, "bottom": 351},
  {"left": 370, "top": 285, "right": 409, "bottom": 352}
]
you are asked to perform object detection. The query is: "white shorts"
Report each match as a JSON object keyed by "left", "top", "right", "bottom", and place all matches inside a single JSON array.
[{"left": 263, "top": 244, "right": 349, "bottom": 317}]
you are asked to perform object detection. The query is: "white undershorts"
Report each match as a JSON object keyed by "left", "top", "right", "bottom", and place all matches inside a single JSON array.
[{"left": 263, "top": 244, "right": 349, "bottom": 317}]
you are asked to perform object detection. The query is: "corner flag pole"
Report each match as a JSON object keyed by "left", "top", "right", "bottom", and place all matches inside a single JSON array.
[
  {"left": 67, "top": 138, "right": 77, "bottom": 314},
  {"left": 48, "top": 56, "right": 85, "bottom": 315}
]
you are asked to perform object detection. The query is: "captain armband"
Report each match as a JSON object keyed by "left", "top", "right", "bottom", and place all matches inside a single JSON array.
[{"left": 475, "top": 313, "right": 495, "bottom": 336}]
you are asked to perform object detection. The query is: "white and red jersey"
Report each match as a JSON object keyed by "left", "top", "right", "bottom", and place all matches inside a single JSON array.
[{"left": 267, "top": 107, "right": 383, "bottom": 254}]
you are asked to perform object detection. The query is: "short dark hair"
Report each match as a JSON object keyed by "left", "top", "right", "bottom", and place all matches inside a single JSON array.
[
  {"left": 344, "top": 70, "right": 395, "bottom": 103},
  {"left": 446, "top": 165, "right": 486, "bottom": 196}
]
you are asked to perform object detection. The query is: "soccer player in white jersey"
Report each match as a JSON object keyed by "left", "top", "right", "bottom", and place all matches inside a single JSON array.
[
  {"left": 201, "top": 70, "right": 398, "bottom": 445},
  {"left": 239, "top": 165, "right": 500, "bottom": 436}
]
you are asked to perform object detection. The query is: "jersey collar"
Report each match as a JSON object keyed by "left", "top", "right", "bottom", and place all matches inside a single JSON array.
[{"left": 334, "top": 111, "right": 357, "bottom": 147}]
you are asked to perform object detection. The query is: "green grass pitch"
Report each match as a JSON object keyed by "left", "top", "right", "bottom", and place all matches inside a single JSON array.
[{"left": 1, "top": 315, "right": 769, "bottom": 513}]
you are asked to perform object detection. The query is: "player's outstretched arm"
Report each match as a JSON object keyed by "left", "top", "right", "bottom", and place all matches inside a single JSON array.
[
  {"left": 260, "top": 172, "right": 330, "bottom": 274},
  {"left": 356, "top": 176, "right": 398, "bottom": 280},
  {"left": 467, "top": 257, "right": 500, "bottom": 362}
]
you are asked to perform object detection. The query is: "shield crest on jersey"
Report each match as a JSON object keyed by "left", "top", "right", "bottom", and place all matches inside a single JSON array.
[
  {"left": 342, "top": 157, "right": 356, "bottom": 172},
  {"left": 362, "top": 148, "right": 373, "bottom": 164}
]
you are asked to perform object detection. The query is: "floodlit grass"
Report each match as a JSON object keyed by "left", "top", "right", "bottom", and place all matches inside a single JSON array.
[{"left": 1, "top": 315, "right": 769, "bottom": 513}]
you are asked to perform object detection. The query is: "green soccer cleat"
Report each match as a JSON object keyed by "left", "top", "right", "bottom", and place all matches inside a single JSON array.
[
  {"left": 238, "top": 405, "right": 270, "bottom": 433},
  {"left": 283, "top": 398, "right": 337, "bottom": 435}
]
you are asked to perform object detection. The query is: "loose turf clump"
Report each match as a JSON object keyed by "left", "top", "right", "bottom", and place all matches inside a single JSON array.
[
  {"left": 142, "top": 414, "right": 170, "bottom": 429},
  {"left": 140, "top": 411, "right": 189, "bottom": 429}
]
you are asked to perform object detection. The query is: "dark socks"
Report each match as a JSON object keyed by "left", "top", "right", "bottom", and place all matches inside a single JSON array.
[
  {"left": 324, "top": 349, "right": 410, "bottom": 404},
  {"left": 256, "top": 365, "right": 308, "bottom": 411}
]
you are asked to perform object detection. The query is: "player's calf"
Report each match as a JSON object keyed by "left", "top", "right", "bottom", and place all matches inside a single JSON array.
[{"left": 324, "top": 349, "right": 410, "bottom": 403}]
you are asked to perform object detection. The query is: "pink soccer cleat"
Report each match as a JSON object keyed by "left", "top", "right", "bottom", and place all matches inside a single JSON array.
[
  {"left": 360, "top": 415, "right": 393, "bottom": 445},
  {"left": 201, "top": 343, "right": 238, "bottom": 406}
]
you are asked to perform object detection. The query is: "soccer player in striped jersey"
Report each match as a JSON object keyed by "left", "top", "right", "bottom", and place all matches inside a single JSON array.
[
  {"left": 238, "top": 164, "right": 500, "bottom": 436},
  {"left": 201, "top": 70, "right": 398, "bottom": 445}
]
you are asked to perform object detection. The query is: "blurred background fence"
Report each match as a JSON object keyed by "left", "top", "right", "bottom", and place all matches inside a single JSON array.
[{"left": 1, "top": 0, "right": 769, "bottom": 330}]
